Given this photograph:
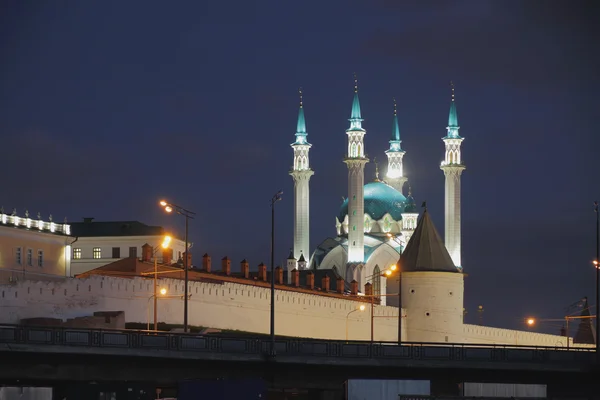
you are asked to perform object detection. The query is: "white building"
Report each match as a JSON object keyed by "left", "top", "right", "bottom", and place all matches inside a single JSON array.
[
  {"left": 0, "top": 208, "right": 74, "bottom": 283},
  {"left": 69, "top": 218, "right": 187, "bottom": 276}
]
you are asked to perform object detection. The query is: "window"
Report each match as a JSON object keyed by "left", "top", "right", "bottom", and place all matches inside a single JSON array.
[
  {"left": 129, "top": 247, "right": 137, "bottom": 258},
  {"left": 93, "top": 248, "right": 101, "bottom": 259},
  {"left": 37, "top": 250, "right": 44, "bottom": 267},
  {"left": 73, "top": 248, "right": 82, "bottom": 259},
  {"left": 27, "top": 249, "right": 33, "bottom": 266},
  {"left": 112, "top": 247, "right": 120, "bottom": 258},
  {"left": 15, "top": 247, "right": 22, "bottom": 265}
]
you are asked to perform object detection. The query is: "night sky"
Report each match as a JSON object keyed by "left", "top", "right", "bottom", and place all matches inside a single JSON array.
[{"left": 2, "top": 1, "right": 599, "bottom": 333}]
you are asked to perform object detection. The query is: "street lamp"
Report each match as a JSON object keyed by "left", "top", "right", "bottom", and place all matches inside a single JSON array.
[
  {"left": 526, "top": 315, "right": 596, "bottom": 349},
  {"left": 269, "top": 190, "right": 283, "bottom": 357},
  {"left": 386, "top": 232, "right": 405, "bottom": 345},
  {"left": 147, "top": 287, "right": 167, "bottom": 331},
  {"left": 159, "top": 200, "right": 196, "bottom": 333},
  {"left": 594, "top": 200, "right": 599, "bottom": 359},
  {"left": 345, "top": 304, "right": 366, "bottom": 340}
]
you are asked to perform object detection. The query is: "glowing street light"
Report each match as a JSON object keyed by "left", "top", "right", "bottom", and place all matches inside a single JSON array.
[
  {"left": 346, "top": 304, "right": 366, "bottom": 340},
  {"left": 160, "top": 288, "right": 167, "bottom": 296},
  {"left": 526, "top": 318, "right": 535, "bottom": 326},
  {"left": 159, "top": 199, "right": 196, "bottom": 332}
]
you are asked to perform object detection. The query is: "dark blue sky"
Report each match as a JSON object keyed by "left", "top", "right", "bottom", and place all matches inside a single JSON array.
[{"left": 2, "top": 1, "right": 598, "bottom": 332}]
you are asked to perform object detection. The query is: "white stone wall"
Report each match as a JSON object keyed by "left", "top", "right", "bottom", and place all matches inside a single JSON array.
[
  {"left": 0, "top": 276, "right": 403, "bottom": 342},
  {"left": 462, "top": 324, "right": 594, "bottom": 348},
  {"left": 70, "top": 236, "right": 187, "bottom": 276},
  {"left": 401, "top": 272, "right": 465, "bottom": 343}
]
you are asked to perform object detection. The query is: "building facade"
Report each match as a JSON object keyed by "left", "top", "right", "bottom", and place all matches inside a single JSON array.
[
  {"left": 69, "top": 218, "right": 187, "bottom": 276},
  {"left": 0, "top": 208, "right": 73, "bottom": 284}
]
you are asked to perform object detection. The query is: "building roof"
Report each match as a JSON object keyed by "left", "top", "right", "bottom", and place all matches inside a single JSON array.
[
  {"left": 400, "top": 208, "right": 459, "bottom": 273},
  {"left": 70, "top": 219, "right": 166, "bottom": 237},
  {"left": 338, "top": 181, "right": 407, "bottom": 221}
]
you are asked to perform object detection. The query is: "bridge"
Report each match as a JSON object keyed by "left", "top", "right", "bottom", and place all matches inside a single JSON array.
[{"left": 1, "top": 324, "right": 598, "bottom": 397}]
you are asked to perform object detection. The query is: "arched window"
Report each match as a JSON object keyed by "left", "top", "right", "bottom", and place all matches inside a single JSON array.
[
  {"left": 372, "top": 265, "right": 381, "bottom": 297},
  {"left": 351, "top": 143, "right": 357, "bottom": 158},
  {"left": 373, "top": 265, "right": 381, "bottom": 296},
  {"left": 357, "top": 143, "right": 362, "bottom": 157}
]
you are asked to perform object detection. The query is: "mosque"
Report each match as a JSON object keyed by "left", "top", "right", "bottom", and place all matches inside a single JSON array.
[{"left": 285, "top": 79, "right": 466, "bottom": 307}]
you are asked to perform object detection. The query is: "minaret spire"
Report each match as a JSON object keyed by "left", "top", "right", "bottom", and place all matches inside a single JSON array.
[
  {"left": 344, "top": 75, "right": 368, "bottom": 266},
  {"left": 349, "top": 73, "right": 363, "bottom": 129},
  {"left": 441, "top": 81, "right": 466, "bottom": 270},
  {"left": 290, "top": 88, "right": 314, "bottom": 282},
  {"left": 385, "top": 97, "right": 407, "bottom": 192}
]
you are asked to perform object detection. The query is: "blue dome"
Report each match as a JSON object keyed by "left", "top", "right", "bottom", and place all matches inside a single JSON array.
[{"left": 338, "top": 181, "right": 407, "bottom": 221}]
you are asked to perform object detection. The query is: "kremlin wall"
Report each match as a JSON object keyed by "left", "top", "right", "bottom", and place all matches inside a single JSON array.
[{"left": 0, "top": 260, "right": 589, "bottom": 348}]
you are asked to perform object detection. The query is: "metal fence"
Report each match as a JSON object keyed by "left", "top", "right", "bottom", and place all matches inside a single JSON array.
[{"left": 0, "top": 324, "right": 594, "bottom": 366}]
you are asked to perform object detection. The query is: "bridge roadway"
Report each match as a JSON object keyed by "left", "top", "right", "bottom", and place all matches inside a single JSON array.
[{"left": 1, "top": 325, "right": 599, "bottom": 396}]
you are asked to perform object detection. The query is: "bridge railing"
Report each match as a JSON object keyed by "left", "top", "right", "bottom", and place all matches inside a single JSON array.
[{"left": 0, "top": 324, "right": 594, "bottom": 365}]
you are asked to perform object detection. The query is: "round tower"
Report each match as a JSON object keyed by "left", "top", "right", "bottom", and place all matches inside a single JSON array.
[{"left": 399, "top": 208, "right": 464, "bottom": 343}]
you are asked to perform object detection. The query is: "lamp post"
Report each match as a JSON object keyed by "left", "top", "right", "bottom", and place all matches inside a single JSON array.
[
  {"left": 526, "top": 315, "right": 596, "bottom": 349},
  {"left": 159, "top": 200, "right": 196, "bottom": 333},
  {"left": 345, "top": 304, "right": 366, "bottom": 340},
  {"left": 595, "top": 201, "right": 599, "bottom": 358},
  {"left": 386, "top": 232, "right": 405, "bottom": 345},
  {"left": 152, "top": 236, "right": 172, "bottom": 331},
  {"left": 147, "top": 288, "right": 167, "bottom": 331},
  {"left": 269, "top": 190, "right": 283, "bottom": 357}
]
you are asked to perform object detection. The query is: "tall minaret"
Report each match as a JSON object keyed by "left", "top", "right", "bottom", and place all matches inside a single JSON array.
[
  {"left": 440, "top": 82, "right": 466, "bottom": 269},
  {"left": 385, "top": 98, "right": 407, "bottom": 193},
  {"left": 290, "top": 88, "right": 314, "bottom": 268},
  {"left": 344, "top": 76, "right": 368, "bottom": 263}
]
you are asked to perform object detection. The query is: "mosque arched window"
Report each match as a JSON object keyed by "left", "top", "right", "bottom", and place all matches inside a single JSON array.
[
  {"left": 373, "top": 266, "right": 381, "bottom": 297},
  {"left": 350, "top": 142, "right": 357, "bottom": 158},
  {"left": 357, "top": 143, "right": 362, "bottom": 157}
]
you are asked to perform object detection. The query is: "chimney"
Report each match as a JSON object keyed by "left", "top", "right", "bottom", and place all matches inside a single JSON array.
[
  {"left": 183, "top": 251, "right": 192, "bottom": 268},
  {"left": 221, "top": 256, "right": 231, "bottom": 276},
  {"left": 321, "top": 275, "right": 330, "bottom": 292},
  {"left": 350, "top": 280, "right": 358, "bottom": 295},
  {"left": 306, "top": 272, "right": 314, "bottom": 290},
  {"left": 275, "top": 266, "right": 283, "bottom": 284},
  {"left": 142, "top": 244, "right": 152, "bottom": 262},
  {"left": 241, "top": 259, "right": 250, "bottom": 278},
  {"left": 336, "top": 277, "right": 344, "bottom": 294},
  {"left": 162, "top": 248, "right": 173, "bottom": 264},
  {"left": 364, "top": 282, "right": 373, "bottom": 296},
  {"left": 292, "top": 269, "right": 300, "bottom": 287},
  {"left": 202, "top": 253, "right": 211, "bottom": 272},
  {"left": 258, "top": 263, "right": 267, "bottom": 281}
]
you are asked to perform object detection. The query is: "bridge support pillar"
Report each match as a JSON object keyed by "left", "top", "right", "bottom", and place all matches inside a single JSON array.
[{"left": 430, "top": 379, "right": 461, "bottom": 396}]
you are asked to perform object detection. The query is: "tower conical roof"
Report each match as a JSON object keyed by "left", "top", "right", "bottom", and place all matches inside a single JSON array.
[
  {"left": 294, "top": 88, "right": 308, "bottom": 144},
  {"left": 392, "top": 113, "right": 400, "bottom": 141},
  {"left": 351, "top": 91, "right": 362, "bottom": 120},
  {"left": 448, "top": 100, "right": 458, "bottom": 127},
  {"left": 400, "top": 208, "right": 459, "bottom": 273},
  {"left": 297, "top": 106, "right": 306, "bottom": 134}
]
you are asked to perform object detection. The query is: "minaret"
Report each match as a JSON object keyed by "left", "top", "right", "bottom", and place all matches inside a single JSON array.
[
  {"left": 344, "top": 76, "right": 368, "bottom": 263},
  {"left": 290, "top": 88, "right": 314, "bottom": 267},
  {"left": 440, "top": 82, "right": 466, "bottom": 269},
  {"left": 385, "top": 98, "right": 407, "bottom": 193}
]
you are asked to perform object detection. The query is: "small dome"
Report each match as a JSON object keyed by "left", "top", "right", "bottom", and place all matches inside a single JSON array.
[
  {"left": 338, "top": 181, "right": 407, "bottom": 221},
  {"left": 404, "top": 194, "right": 417, "bottom": 213}
]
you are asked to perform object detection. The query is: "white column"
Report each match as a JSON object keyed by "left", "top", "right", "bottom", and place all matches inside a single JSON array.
[
  {"left": 441, "top": 137, "right": 465, "bottom": 269},
  {"left": 290, "top": 170, "right": 313, "bottom": 262}
]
